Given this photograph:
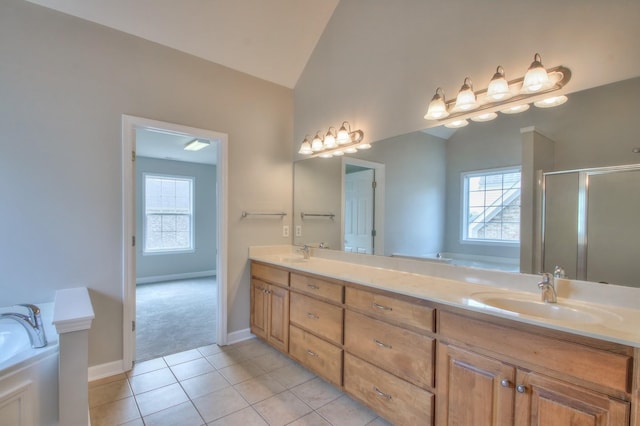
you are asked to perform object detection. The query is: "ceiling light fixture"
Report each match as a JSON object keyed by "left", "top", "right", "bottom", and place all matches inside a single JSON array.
[
  {"left": 298, "top": 121, "right": 366, "bottom": 158},
  {"left": 184, "top": 139, "right": 211, "bottom": 151},
  {"left": 424, "top": 53, "right": 571, "bottom": 128}
]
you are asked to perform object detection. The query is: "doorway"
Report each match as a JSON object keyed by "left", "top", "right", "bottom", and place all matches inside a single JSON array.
[
  {"left": 342, "top": 158, "right": 385, "bottom": 255},
  {"left": 122, "top": 115, "right": 228, "bottom": 370}
]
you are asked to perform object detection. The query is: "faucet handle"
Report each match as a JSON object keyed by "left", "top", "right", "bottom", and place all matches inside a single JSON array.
[
  {"left": 538, "top": 273, "right": 552, "bottom": 288},
  {"left": 553, "top": 265, "right": 566, "bottom": 278}
]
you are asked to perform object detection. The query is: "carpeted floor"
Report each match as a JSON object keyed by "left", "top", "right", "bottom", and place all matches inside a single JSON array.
[{"left": 135, "top": 277, "right": 217, "bottom": 362}]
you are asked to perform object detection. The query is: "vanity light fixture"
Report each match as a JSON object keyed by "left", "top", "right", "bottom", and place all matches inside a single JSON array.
[
  {"left": 424, "top": 53, "right": 571, "bottom": 129},
  {"left": 184, "top": 139, "right": 210, "bottom": 151},
  {"left": 298, "top": 121, "right": 366, "bottom": 158}
]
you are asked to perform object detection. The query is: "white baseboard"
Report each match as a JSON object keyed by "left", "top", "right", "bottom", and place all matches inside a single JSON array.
[
  {"left": 88, "top": 360, "right": 126, "bottom": 382},
  {"left": 136, "top": 270, "right": 216, "bottom": 284},
  {"left": 226, "top": 328, "right": 254, "bottom": 345}
]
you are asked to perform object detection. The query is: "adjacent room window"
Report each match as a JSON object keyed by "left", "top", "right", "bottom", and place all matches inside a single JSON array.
[
  {"left": 462, "top": 167, "right": 521, "bottom": 243},
  {"left": 144, "top": 174, "right": 194, "bottom": 253}
]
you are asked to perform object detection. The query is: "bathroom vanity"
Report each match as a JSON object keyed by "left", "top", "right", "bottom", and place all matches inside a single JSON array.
[{"left": 249, "top": 247, "right": 640, "bottom": 426}]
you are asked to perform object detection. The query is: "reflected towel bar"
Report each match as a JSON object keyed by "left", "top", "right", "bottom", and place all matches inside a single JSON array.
[
  {"left": 241, "top": 211, "right": 287, "bottom": 218},
  {"left": 300, "top": 212, "right": 335, "bottom": 220}
]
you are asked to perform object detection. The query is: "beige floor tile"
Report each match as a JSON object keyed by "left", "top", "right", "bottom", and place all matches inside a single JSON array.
[
  {"left": 198, "top": 343, "right": 223, "bottom": 357},
  {"left": 207, "top": 406, "right": 268, "bottom": 425},
  {"left": 89, "top": 378, "right": 133, "bottom": 408},
  {"left": 269, "top": 363, "right": 315, "bottom": 389},
  {"left": 89, "top": 396, "right": 140, "bottom": 426},
  {"left": 90, "top": 373, "right": 128, "bottom": 388},
  {"left": 164, "top": 348, "right": 203, "bottom": 366},
  {"left": 218, "top": 359, "right": 266, "bottom": 385},
  {"left": 192, "top": 386, "right": 249, "bottom": 423},
  {"left": 233, "top": 373, "right": 286, "bottom": 404},
  {"left": 250, "top": 350, "right": 296, "bottom": 372},
  {"left": 206, "top": 347, "right": 251, "bottom": 369},
  {"left": 252, "top": 390, "right": 313, "bottom": 426},
  {"left": 135, "top": 382, "right": 189, "bottom": 417},
  {"left": 129, "top": 367, "right": 177, "bottom": 394},
  {"left": 128, "top": 357, "right": 168, "bottom": 377},
  {"left": 143, "top": 401, "right": 205, "bottom": 426},
  {"left": 232, "top": 338, "right": 277, "bottom": 358},
  {"left": 170, "top": 357, "right": 216, "bottom": 381},
  {"left": 288, "top": 412, "right": 333, "bottom": 426},
  {"left": 180, "top": 370, "right": 231, "bottom": 399},
  {"left": 316, "top": 395, "right": 377, "bottom": 426},
  {"left": 366, "top": 417, "right": 393, "bottom": 426},
  {"left": 291, "top": 377, "right": 343, "bottom": 410}
]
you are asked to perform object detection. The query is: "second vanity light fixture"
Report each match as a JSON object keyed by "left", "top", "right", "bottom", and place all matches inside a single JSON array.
[
  {"left": 424, "top": 53, "right": 571, "bottom": 128},
  {"left": 298, "top": 121, "right": 368, "bottom": 158}
]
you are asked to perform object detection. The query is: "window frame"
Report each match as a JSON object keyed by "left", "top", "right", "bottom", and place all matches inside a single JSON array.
[
  {"left": 142, "top": 173, "right": 195, "bottom": 255},
  {"left": 460, "top": 166, "right": 521, "bottom": 246}
]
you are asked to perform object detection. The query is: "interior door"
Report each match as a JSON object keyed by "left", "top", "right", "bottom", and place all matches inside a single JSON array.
[{"left": 344, "top": 169, "right": 374, "bottom": 254}]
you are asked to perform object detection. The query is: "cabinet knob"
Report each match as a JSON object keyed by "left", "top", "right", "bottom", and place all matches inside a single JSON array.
[
  {"left": 516, "top": 384, "right": 527, "bottom": 393},
  {"left": 500, "top": 379, "right": 511, "bottom": 388}
]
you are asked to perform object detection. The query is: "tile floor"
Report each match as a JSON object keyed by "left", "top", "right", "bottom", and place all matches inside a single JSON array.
[{"left": 89, "top": 338, "right": 392, "bottom": 426}]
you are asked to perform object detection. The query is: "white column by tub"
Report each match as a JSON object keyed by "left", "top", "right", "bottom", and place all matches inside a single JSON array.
[{"left": 53, "top": 288, "right": 95, "bottom": 426}]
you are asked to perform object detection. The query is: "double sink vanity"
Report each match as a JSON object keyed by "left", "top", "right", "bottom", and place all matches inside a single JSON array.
[{"left": 249, "top": 245, "right": 640, "bottom": 425}]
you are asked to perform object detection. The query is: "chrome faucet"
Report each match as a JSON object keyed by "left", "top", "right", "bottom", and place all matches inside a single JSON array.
[
  {"left": 0, "top": 304, "right": 48, "bottom": 348},
  {"left": 298, "top": 244, "right": 311, "bottom": 259},
  {"left": 538, "top": 273, "right": 557, "bottom": 304}
]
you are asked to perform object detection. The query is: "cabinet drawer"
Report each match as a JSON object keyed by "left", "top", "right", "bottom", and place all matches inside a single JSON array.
[
  {"left": 439, "top": 311, "right": 633, "bottom": 394},
  {"left": 289, "top": 325, "right": 342, "bottom": 387},
  {"left": 344, "top": 310, "right": 434, "bottom": 389},
  {"left": 291, "top": 273, "right": 344, "bottom": 304},
  {"left": 344, "top": 353, "right": 434, "bottom": 425},
  {"left": 290, "top": 292, "right": 343, "bottom": 345},
  {"left": 345, "top": 287, "right": 434, "bottom": 333},
  {"left": 251, "top": 262, "right": 289, "bottom": 287}
]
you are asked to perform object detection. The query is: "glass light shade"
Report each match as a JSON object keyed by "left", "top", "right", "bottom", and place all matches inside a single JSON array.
[
  {"left": 311, "top": 133, "right": 324, "bottom": 152},
  {"left": 298, "top": 137, "right": 312, "bottom": 155},
  {"left": 470, "top": 112, "right": 498, "bottom": 122},
  {"left": 521, "top": 53, "right": 549, "bottom": 93},
  {"left": 357, "top": 142, "right": 372, "bottom": 150},
  {"left": 445, "top": 119, "right": 468, "bottom": 129},
  {"left": 534, "top": 95, "right": 568, "bottom": 108},
  {"left": 500, "top": 103, "right": 530, "bottom": 114},
  {"left": 323, "top": 130, "right": 337, "bottom": 149},
  {"left": 343, "top": 146, "right": 358, "bottom": 154},
  {"left": 454, "top": 78, "right": 477, "bottom": 111},
  {"left": 487, "top": 66, "right": 511, "bottom": 101},
  {"left": 337, "top": 123, "right": 351, "bottom": 144},
  {"left": 332, "top": 150, "right": 344, "bottom": 156},
  {"left": 424, "top": 88, "right": 449, "bottom": 120},
  {"left": 319, "top": 152, "right": 333, "bottom": 158}
]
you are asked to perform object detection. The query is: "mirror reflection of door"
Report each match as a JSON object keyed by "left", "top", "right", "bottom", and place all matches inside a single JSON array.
[{"left": 344, "top": 168, "right": 375, "bottom": 253}]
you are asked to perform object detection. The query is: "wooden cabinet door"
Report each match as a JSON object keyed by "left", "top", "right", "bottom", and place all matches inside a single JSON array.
[
  {"left": 436, "top": 343, "right": 515, "bottom": 426},
  {"left": 250, "top": 279, "right": 268, "bottom": 340},
  {"left": 515, "top": 370, "right": 630, "bottom": 426},
  {"left": 267, "top": 284, "right": 289, "bottom": 353}
]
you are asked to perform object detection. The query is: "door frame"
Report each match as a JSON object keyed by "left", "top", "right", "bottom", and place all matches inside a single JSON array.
[
  {"left": 341, "top": 157, "right": 385, "bottom": 255},
  {"left": 121, "top": 115, "right": 228, "bottom": 371}
]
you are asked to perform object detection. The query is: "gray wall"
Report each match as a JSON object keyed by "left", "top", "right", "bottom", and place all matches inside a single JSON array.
[
  {"left": 135, "top": 157, "right": 217, "bottom": 281},
  {"left": 0, "top": 0, "right": 292, "bottom": 367}
]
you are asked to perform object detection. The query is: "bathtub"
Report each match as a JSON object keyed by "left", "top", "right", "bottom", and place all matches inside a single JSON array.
[
  {"left": 392, "top": 252, "right": 520, "bottom": 272},
  {"left": 0, "top": 303, "right": 59, "bottom": 426}
]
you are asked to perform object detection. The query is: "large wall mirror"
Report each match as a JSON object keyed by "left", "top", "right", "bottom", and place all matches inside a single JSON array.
[{"left": 293, "top": 77, "right": 640, "bottom": 288}]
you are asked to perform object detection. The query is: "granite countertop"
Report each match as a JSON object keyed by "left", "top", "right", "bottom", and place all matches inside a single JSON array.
[{"left": 250, "top": 246, "right": 640, "bottom": 348}]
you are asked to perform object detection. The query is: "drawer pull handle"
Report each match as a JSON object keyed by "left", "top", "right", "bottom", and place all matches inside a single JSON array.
[
  {"left": 306, "top": 312, "right": 319, "bottom": 319},
  {"left": 373, "top": 339, "right": 392, "bottom": 349},
  {"left": 373, "top": 386, "right": 392, "bottom": 400},
  {"left": 307, "top": 284, "right": 320, "bottom": 290},
  {"left": 372, "top": 302, "right": 392, "bottom": 311},
  {"left": 500, "top": 379, "right": 511, "bottom": 388},
  {"left": 516, "top": 384, "right": 527, "bottom": 394},
  {"left": 306, "top": 350, "right": 318, "bottom": 357}
]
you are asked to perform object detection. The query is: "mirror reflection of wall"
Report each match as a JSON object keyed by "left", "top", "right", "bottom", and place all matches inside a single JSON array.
[{"left": 293, "top": 77, "right": 640, "bottom": 287}]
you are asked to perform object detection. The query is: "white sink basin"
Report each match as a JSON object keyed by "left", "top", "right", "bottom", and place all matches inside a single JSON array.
[
  {"left": 466, "top": 292, "right": 622, "bottom": 324},
  {"left": 272, "top": 255, "right": 308, "bottom": 264}
]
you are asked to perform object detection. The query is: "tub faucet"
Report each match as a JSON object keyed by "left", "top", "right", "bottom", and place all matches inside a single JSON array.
[
  {"left": 0, "top": 304, "right": 47, "bottom": 348},
  {"left": 538, "top": 273, "right": 557, "bottom": 304}
]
